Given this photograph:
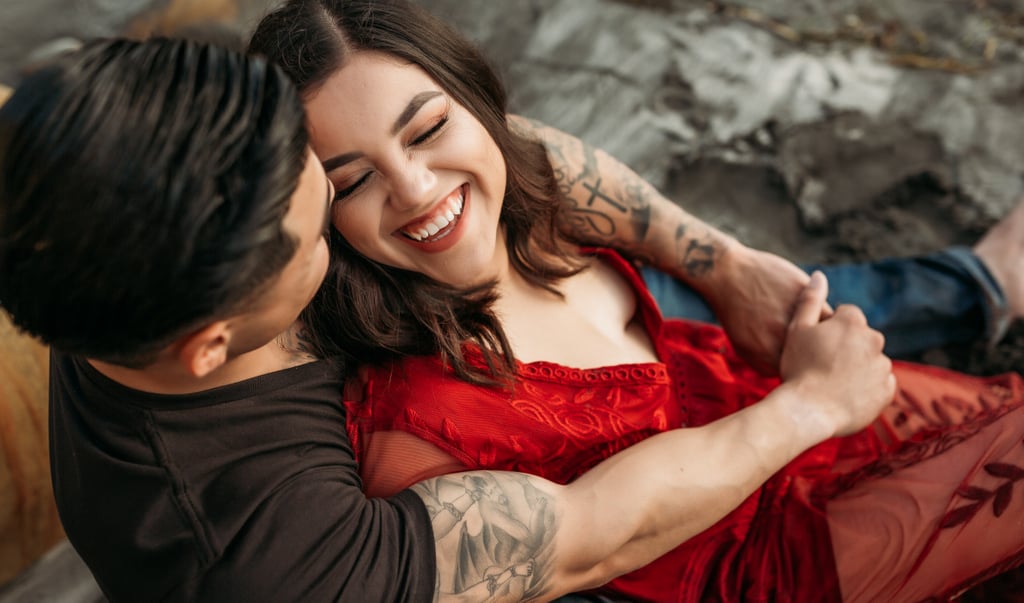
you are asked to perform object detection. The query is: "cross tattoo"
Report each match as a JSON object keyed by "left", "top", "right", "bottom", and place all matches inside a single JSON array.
[{"left": 583, "top": 177, "right": 627, "bottom": 212}]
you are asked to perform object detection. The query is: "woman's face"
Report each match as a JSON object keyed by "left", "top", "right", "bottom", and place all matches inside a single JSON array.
[{"left": 305, "top": 51, "right": 508, "bottom": 287}]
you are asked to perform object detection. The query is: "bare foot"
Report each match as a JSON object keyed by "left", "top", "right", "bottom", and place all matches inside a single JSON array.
[{"left": 974, "top": 199, "right": 1024, "bottom": 322}]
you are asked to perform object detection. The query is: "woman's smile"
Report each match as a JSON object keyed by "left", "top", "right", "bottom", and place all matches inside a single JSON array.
[{"left": 394, "top": 183, "right": 468, "bottom": 253}]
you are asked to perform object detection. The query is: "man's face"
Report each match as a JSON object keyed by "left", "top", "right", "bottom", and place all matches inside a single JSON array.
[{"left": 229, "top": 148, "right": 333, "bottom": 353}]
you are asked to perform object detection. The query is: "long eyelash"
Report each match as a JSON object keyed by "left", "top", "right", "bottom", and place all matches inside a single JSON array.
[
  {"left": 334, "top": 173, "right": 369, "bottom": 201},
  {"left": 411, "top": 116, "right": 448, "bottom": 146}
]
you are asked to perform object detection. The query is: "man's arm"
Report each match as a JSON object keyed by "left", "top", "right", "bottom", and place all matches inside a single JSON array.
[
  {"left": 510, "top": 115, "right": 820, "bottom": 374},
  {"left": 416, "top": 396, "right": 824, "bottom": 601},
  {"left": 417, "top": 275, "right": 894, "bottom": 601}
]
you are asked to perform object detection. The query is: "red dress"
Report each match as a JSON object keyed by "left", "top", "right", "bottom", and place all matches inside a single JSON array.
[{"left": 346, "top": 249, "right": 1024, "bottom": 602}]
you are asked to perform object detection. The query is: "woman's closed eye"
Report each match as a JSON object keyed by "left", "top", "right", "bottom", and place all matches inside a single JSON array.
[
  {"left": 410, "top": 115, "right": 448, "bottom": 146},
  {"left": 334, "top": 172, "right": 371, "bottom": 201},
  {"left": 333, "top": 114, "right": 450, "bottom": 201}
]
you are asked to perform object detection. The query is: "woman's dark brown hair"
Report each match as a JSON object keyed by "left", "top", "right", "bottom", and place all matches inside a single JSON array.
[{"left": 250, "top": 0, "right": 581, "bottom": 384}]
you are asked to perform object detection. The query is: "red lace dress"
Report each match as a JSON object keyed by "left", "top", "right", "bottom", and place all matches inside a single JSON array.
[{"left": 346, "top": 249, "right": 1024, "bottom": 602}]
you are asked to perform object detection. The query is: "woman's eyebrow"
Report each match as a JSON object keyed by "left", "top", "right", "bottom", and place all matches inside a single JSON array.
[
  {"left": 322, "top": 151, "right": 361, "bottom": 173},
  {"left": 391, "top": 91, "right": 442, "bottom": 135},
  {"left": 321, "top": 91, "right": 444, "bottom": 173}
]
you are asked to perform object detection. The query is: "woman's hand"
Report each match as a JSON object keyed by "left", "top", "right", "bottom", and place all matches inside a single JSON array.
[
  {"left": 777, "top": 271, "right": 895, "bottom": 438},
  {"left": 698, "top": 242, "right": 831, "bottom": 376}
]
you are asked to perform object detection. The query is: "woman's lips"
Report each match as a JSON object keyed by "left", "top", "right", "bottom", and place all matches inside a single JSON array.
[
  {"left": 399, "top": 186, "right": 464, "bottom": 242},
  {"left": 394, "top": 184, "right": 469, "bottom": 253}
]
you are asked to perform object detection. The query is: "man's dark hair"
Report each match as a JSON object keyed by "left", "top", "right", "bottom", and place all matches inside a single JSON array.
[{"left": 0, "top": 37, "right": 308, "bottom": 366}]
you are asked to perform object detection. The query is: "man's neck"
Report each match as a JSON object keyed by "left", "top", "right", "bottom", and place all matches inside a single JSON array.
[{"left": 87, "top": 338, "right": 314, "bottom": 396}]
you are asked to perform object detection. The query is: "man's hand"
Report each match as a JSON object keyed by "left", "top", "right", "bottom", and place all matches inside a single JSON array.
[{"left": 697, "top": 243, "right": 833, "bottom": 375}]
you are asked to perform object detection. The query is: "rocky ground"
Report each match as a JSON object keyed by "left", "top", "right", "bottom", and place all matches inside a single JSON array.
[
  {"left": 1, "top": 0, "right": 1023, "bottom": 600},
  {"left": 418, "top": 0, "right": 1024, "bottom": 377}
]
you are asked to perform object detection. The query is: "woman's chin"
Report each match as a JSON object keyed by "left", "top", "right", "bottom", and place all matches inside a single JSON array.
[{"left": 426, "top": 263, "right": 501, "bottom": 288}]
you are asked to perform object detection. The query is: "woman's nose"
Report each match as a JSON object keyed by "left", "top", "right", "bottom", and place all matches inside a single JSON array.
[{"left": 388, "top": 160, "right": 437, "bottom": 211}]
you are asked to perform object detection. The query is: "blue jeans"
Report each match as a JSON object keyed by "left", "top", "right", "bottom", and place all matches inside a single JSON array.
[{"left": 640, "top": 246, "right": 1009, "bottom": 358}]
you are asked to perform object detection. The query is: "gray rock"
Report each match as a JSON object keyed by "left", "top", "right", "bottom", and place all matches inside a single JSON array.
[{"left": 0, "top": 0, "right": 161, "bottom": 83}]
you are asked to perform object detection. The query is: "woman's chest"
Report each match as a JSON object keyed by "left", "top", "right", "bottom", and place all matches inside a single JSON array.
[{"left": 496, "top": 259, "right": 660, "bottom": 368}]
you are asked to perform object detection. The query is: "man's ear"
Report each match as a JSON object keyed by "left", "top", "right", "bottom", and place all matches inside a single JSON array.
[{"left": 177, "top": 321, "right": 232, "bottom": 378}]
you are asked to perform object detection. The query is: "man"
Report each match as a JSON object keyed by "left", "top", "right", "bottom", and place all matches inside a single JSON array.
[{"left": 0, "top": 37, "right": 893, "bottom": 601}]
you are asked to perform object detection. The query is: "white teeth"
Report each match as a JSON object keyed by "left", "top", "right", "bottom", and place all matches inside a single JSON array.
[{"left": 401, "top": 188, "right": 465, "bottom": 241}]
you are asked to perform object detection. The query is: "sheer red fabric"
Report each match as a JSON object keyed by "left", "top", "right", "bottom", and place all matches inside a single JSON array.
[{"left": 347, "top": 250, "right": 1024, "bottom": 602}]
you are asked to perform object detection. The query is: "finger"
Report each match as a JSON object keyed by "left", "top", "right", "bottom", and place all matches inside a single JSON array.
[
  {"left": 874, "top": 330, "right": 886, "bottom": 352},
  {"left": 789, "top": 270, "right": 829, "bottom": 329},
  {"left": 818, "top": 301, "right": 835, "bottom": 320},
  {"left": 833, "top": 304, "right": 868, "bottom": 326},
  {"left": 882, "top": 367, "right": 897, "bottom": 403}
]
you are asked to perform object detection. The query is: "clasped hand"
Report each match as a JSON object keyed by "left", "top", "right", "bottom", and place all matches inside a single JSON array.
[{"left": 779, "top": 271, "right": 896, "bottom": 437}]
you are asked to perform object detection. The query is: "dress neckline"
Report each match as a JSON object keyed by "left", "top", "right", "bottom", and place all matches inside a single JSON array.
[{"left": 517, "top": 359, "right": 670, "bottom": 385}]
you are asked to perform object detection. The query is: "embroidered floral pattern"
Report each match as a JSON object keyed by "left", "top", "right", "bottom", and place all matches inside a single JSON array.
[{"left": 942, "top": 440, "right": 1024, "bottom": 528}]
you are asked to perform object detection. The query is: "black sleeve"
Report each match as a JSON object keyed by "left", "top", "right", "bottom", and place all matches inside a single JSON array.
[
  {"left": 50, "top": 354, "right": 438, "bottom": 603},
  {"left": 193, "top": 475, "right": 436, "bottom": 603}
]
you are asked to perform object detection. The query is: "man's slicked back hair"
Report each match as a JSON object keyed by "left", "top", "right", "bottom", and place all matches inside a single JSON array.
[{"left": 0, "top": 37, "right": 308, "bottom": 366}]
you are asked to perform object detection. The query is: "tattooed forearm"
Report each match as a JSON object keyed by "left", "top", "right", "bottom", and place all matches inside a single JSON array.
[
  {"left": 413, "top": 472, "right": 557, "bottom": 603},
  {"left": 511, "top": 114, "right": 728, "bottom": 281},
  {"left": 679, "top": 230, "right": 716, "bottom": 278}
]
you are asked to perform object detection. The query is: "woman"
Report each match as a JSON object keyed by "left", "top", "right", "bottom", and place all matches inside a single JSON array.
[{"left": 250, "top": 2, "right": 1024, "bottom": 601}]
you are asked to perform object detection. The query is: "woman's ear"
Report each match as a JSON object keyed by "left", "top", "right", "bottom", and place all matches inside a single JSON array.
[{"left": 176, "top": 321, "right": 232, "bottom": 378}]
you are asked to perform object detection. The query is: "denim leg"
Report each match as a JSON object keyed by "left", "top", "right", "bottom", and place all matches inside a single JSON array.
[
  {"left": 641, "top": 246, "right": 1009, "bottom": 358},
  {"left": 640, "top": 265, "right": 718, "bottom": 324}
]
